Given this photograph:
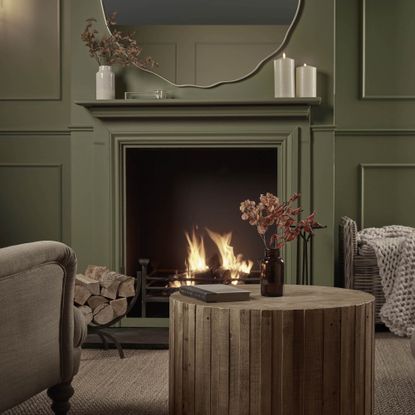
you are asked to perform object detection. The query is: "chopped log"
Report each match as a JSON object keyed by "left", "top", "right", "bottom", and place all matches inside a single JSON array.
[
  {"left": 78, "top": 305, "right": 93, "bottom": 325},
  {"left": 110, "top": 298, "right": 128, "bottom": 317},
  {"left": 101, "top": 280, "right": 121, "bottom": 300},
  {"left": 75, "top": 274, "right": 100, "bottom": 296},
  {"left": 87, "top": 295, "right": 109, "bottom": 311},
  {"left": 93, "top": 303, "right": 115, "bottom": 325},
  {"left": 118, "top": 277, "right": 135, "bottom": 298},
  {"left": 74, "top": 285, "right": 91, "bottom": 306},
  {"left": 85, "top": 265, "right": 109, "bottom": 281}
]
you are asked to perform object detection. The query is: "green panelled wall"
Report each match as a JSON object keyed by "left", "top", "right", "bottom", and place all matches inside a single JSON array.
[
  {"left": 0, "top": 0, "right": 71, "bottom": 248},
  {"left": 1, "top": 0, "right": 413, "bottom": 289},
  {"left": 334, "top": 0, "right": 415, "bottom": 284}
]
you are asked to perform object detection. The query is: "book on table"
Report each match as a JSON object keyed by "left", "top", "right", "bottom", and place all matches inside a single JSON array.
[{"left": 179, "top": 284, "right": 251, "bottom": 302}]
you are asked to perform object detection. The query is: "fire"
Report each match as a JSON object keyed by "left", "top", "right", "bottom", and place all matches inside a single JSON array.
[
  {"left": 170, "top": 228, "right": 253, "bottom": 287},
  {"left": 185, "top": 230, "right": 209, "bottom": 272},
  {"left": 205, "top": 229, "right": 253, "bottom": 284}
]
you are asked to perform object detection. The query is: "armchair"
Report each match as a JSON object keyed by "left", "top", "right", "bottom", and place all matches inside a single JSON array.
[{"left": 0, "top": 241, "right": 86, "bottom": 414}]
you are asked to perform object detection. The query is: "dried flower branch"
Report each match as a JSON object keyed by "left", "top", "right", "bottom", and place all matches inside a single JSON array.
[
  {"left": 240, "top": 192, "right": 319, "bottom": 249},
  {"left": 81, "top": 12, "right": 157, "bottom": 69}
]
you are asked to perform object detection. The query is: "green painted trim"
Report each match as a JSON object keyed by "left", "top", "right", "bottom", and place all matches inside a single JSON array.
[
  {"left": 119, "top": 317, "right": 169, "bottom": 328},
  {"left": 77, "top": 99, "right": 320, "bottom": 120},
  {"left": 68, "top": 126, "right": 94, "bottom": 132},
  {"left": 0, "top": 0, "right": 63, "bottom": 102},
  {"left": 0, "top": 130, "right": 70, "bottom": 136},
  {"left": 311, "top": 125, "right": 336, "bottom": 132},
  {"left": 0, "top": 163, "right": 64, "bottom": 240},
  {"left": 112, "top": 129, "right": 299, "bottom": 284},
  {"left": 76, "top": 98, "right": 322, "bottom": 107},
  {"left": 361, "top": 0, "right": 415, "bottom": 100},
  {"left": 336, "top": 129, "right": 415, "bottom": 136},
  {"left": 360, "top": 163, "right": 415, "bottom": 228}
]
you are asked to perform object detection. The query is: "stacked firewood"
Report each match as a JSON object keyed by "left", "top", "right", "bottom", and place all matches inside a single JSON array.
[{"left": 74, "top": 265, "right": 135, "bottom": 326}]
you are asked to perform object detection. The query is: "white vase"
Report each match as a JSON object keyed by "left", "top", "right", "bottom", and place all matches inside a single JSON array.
[{"left": 96, "top": 65, "right": 115, "bottom": 100}]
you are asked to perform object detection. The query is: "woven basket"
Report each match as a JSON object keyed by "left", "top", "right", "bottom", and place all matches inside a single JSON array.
[{"left": 339, "top": 216, "right": 385, "bottom": 324}]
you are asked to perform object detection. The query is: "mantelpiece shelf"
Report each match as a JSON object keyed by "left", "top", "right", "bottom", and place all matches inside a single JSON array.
[
  {"left": 77, "top": 97, "right": 321, "bottom": 108},
  {"left": 76, "top": 98, "right": 321, "bottom": 119}
]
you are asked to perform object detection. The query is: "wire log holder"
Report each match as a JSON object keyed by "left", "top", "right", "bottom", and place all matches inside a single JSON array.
[{"left": 88, "top": 273, "right": 142, "bottom": 359}]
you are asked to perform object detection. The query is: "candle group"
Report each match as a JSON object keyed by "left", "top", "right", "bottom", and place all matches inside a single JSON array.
[{"left": 274, "top": 54, "right": 317, "bottom": 98}]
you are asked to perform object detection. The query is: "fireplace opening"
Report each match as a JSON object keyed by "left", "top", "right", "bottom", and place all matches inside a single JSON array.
[{"left": 125, "top": 147, "right": 278, "bottom": 317}]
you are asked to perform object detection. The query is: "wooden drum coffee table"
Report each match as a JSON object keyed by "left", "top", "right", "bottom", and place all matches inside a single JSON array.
[{"left": 169, "top": 284, "right": 375, "bottom": 415}]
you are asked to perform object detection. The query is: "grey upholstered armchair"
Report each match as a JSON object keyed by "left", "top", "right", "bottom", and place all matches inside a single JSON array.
[{"left": 0, "top": 241, "right": 86, "bottom": 414}]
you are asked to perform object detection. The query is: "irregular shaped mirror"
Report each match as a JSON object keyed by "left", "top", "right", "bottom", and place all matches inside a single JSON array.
[{"left": 101, "top": 0, "right": 301, "bottom": 88}]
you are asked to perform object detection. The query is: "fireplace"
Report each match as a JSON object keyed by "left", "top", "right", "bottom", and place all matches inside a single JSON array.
[
  {"left": 124, "top": 147, "right": 278, "bottom": 317},
  {"left": 76, "top": 98, "right": 315, "bottom": 323}
]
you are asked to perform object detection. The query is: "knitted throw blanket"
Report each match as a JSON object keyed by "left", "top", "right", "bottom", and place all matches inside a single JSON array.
[{"left": 358, "top": 225, "right": 415, "bottom": 337}]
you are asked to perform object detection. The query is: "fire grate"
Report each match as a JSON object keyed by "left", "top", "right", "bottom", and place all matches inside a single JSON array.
[{"left": 138, "top": 258, "right": 260, "bottom": 317}]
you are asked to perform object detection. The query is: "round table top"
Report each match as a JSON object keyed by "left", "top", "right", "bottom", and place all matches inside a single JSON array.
[{"left": 171, "top": 284, "right": 374, "bottom": 311}]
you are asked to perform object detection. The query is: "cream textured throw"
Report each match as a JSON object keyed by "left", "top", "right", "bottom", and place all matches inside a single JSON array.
[{"left": 358, "top": 225, "right": 415, "bottom": 337}]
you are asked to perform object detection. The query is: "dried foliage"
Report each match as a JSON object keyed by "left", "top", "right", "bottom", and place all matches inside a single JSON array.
[
  {"left": 81, "top": 12, "right": 157, "bottom": 68},
  {"left": 240, "top": 192, "right": 319, "bottom": 249}
]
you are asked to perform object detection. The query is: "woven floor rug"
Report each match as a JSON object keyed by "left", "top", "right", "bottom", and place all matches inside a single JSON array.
[{"left": 4, "top": 332, "right": 415, "bottom": 415}]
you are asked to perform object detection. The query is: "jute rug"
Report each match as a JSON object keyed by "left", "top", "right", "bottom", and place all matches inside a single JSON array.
[{"left": 4, "top": 332, "right": 415, "bottom": 414}]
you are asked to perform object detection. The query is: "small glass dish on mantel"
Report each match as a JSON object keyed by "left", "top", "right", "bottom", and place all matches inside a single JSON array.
[{"left": 124, "top": 90, "right": 172, "bottom": 100}]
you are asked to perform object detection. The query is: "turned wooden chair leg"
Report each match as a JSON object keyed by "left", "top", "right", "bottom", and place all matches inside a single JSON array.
[{"left": 47, "top": 380, "right": 74, "bottom": 415}]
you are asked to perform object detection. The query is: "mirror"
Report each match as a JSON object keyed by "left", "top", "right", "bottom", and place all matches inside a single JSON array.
[{"left": 100, "top": 0, "right": 302, "bottom": 88}]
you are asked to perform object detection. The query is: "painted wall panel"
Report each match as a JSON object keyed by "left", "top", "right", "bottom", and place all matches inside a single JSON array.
[
  {"left": 360, "top": 164, "right": 415, "bottom": 228},
  {"left": 363, "top": 0, "right": 415, "bottom": 98},
  {"left": 0, "top": 0, "right": 60, "bottom": 100},
  {"left": 0, "top": 134, "right": 70, "bottom": 248},
  {"left": 0, "top": 165, "right": 62, "bottom": 246},
  {"left": 336, "top": 0, "right": 415, "bottom": 129}
]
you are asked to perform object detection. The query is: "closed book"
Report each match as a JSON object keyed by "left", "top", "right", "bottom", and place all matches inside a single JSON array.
[{"left": 179, "top": 284, "right": 250, "bottom": 303}]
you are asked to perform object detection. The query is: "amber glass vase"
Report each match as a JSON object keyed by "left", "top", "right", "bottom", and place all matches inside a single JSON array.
[{"left": 260, "top": 248, "right": 284, "bottom": 297}]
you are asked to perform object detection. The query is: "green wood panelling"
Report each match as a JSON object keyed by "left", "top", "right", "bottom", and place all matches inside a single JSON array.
[
  {"left": 362, "top": 0, "right": 415, "bottom": 99},
  {"left": 0, "top": 134, "right": 70, "bottom": 247},
  {"left": 360, "top": 164, "right": 415, "bottom": 228},
  {"left": 5, "top": 0, "right": 415, "bottom": 297}
]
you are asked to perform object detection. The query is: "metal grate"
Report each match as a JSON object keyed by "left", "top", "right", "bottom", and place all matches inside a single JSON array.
[{"left": 138, "top": 258, "right": 260, "bottom": 317}]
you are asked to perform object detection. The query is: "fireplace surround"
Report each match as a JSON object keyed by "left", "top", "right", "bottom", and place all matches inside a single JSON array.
[{"left": 77, "top": 98, "right": 319, "bottom": 323}]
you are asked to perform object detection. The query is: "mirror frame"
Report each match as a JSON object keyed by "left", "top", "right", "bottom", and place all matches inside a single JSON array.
[{"left": 99, "top": 0, "right": 304, "bottom": 89}]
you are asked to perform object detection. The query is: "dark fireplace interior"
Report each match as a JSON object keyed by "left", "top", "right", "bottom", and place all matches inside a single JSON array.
[{"left": 125, "top": 147, "right": 278, "bottom": 317}]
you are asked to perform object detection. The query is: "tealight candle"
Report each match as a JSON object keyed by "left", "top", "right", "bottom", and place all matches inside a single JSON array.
[
  {"left": 273, "top": 53, "right": 295, "bottom": 98},
  {"left": 296, "top": 63, "right": 317, "bottom": 97}
]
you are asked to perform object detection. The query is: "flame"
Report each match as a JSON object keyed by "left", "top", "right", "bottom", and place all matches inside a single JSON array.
[
  {"left": 170, "top": 228, "right": 254, "bottom": 288},
  {"left": 185, "top": 229, "right": 209, "bottom": 273},
  {"left": 206, "top": 229, "right": 253, "bottom": 285}
]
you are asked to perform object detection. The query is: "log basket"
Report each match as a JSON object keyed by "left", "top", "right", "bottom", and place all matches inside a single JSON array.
[{"left": 88, "top": 273, "right": 141, "bottom": 359}]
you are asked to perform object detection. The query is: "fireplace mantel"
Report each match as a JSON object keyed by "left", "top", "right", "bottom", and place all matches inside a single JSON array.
[
  {"left": 71, "top": 96, "right": 325, "bottom": 324},
  {"left": 76, "top": 98, "right": 321, "bottom": 120}
]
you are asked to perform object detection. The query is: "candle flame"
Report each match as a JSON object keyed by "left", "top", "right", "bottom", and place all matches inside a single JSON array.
[
  {"left": 304, "top": 63, "right": 307, "bottom": 67},
  {"left": 283, "top": 53, "right": 286, "bottom": 59}
]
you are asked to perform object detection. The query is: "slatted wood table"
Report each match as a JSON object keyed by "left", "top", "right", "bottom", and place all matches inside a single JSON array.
[{"left": 169, "top": 284, "right": 375, "bottom": 415}]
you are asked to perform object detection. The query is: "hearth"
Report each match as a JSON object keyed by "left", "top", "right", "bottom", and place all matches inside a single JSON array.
[{"left": 125, "top": 147, "right": 278, "bottom": 318}]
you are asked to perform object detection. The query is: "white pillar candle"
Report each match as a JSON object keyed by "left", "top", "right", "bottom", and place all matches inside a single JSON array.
[
  {"left": 274, "top": 53, "right": 295, "bottom": 98},
  {"left": 296, "top": 64, "right": 317, "bottom": 97}
]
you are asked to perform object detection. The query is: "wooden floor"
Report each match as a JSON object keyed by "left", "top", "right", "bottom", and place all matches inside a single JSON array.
[{"left": 83, "top": 327, "right": 169, "bottom": 350}]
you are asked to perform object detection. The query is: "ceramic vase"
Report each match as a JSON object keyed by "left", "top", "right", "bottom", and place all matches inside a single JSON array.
[{"left": 96, "top": 65, "right": 115, "bottom": 100}]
